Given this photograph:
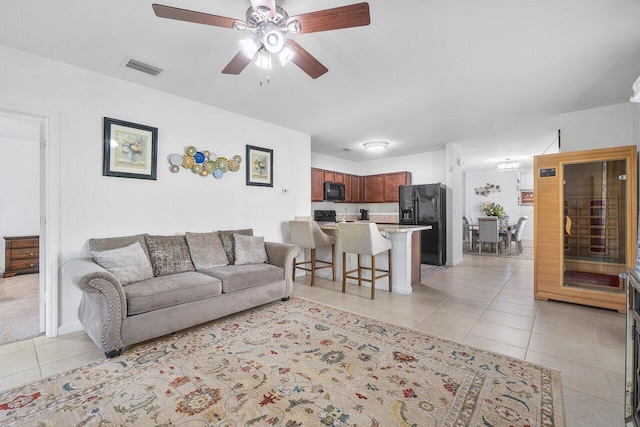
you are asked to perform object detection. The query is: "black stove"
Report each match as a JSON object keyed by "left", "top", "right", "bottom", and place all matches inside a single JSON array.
[{"left": 314, "top": 210, "right": 336, "bottom": 222}]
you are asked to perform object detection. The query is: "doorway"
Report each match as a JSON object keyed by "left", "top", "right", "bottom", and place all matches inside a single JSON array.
[{"left": 0, "top": 110, "right": 46, "bottom": 345}]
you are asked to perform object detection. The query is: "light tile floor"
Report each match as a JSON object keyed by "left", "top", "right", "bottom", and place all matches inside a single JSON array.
[{"left": 0, "top": 254, "right": 627, "bottom": 426}]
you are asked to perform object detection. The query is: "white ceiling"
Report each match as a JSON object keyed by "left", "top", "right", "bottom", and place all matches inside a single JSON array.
[{"left": 1, "top": 0, "right": 639, "bottom": 170}]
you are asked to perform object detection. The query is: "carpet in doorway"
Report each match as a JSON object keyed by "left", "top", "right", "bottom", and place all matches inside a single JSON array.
[
  {"left": 0, "top": 297, "right": 564, "bottom": 426},
  {"left": 420, "top": 264, "right": 448, "bottom": 281},
  {"left": 0, "top": 274, "right": 41, "bottom": 346}
]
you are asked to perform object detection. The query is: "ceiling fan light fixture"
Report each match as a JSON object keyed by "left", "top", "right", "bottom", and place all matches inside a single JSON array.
[
  {"left": 233, "top": 21, "right": 248, "bottom": 31},
  {"left": 278, "top": 44, "right": 296, "bottom": 65},
  {"left": 363, "top": 141, "right": 389, "bottom": 151},
  {"left": 263, "top": 30, "right": 284, "bottom": 53},
  {"left": 239, "top": 37, "right": 261, "bottom": 59},
  {"left": 254, "top": 50, "right": 273, "bottom": 70},
  {"left": 256, "top": 5, "right": 271, "bottom": 17},
  {"left": 287, "top": 20, "right": 301, "bottom": 33}
]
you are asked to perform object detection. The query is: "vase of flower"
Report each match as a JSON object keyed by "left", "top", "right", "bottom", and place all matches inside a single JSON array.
[{"left": 482, "top": 202, "right": 505, "bottom": 218}]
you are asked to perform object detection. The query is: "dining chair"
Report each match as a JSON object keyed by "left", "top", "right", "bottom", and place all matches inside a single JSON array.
[
  {"left": 478, "top": 216, "right": 500, "bottom": 254},
  {"left": 462, "top": 216, "right": 470, "bottom": 243},
  {"left": 288, "top": 220, "right": 336, "bottom": 286},
  {"left": 510, "top": 216, "right": 529, "bottom": 254},
  {"left": 463, "top": 216, "right": 478, "bottom": 251}
]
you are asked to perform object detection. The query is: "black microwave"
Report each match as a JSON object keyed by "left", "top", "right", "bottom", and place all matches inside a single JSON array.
[{"left": 324, "top": 182, "right": 345, "bottom": 201}]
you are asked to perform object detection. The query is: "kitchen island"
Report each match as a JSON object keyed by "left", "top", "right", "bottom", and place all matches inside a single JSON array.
[{"left": 315, "top": 222, "right": 432, "bottom": 295}]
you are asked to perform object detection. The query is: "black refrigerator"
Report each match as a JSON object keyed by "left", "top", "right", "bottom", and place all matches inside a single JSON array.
[{"left": 399, "top": 183, "right": 447, "bottom": 265}]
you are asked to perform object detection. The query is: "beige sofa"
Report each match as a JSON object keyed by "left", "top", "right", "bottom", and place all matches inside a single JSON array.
[{"left": 61, "top": 230, "right": 298, "bottom": 358}]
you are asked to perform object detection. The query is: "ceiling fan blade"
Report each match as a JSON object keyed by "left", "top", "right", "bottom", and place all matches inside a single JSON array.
[
  {"left": 288, "top": 40, "right": 328, "bottom": 79},
  {"left": 250, "top": 0, "right": 276, "bottom": 16},
  {"left": 288, "top": 2, "right": 370, "bottom": 35},
  {"left": 221, "top": 51, "right": 253, "bottom": 75},
  {"left": 152, "top": 4, "right": 238, "bottom": 29}
]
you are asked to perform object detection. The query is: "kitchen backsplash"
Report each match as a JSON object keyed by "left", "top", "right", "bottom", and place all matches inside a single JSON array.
[{"left": 295, "top": 214, "right": 400, "bottom": 223}]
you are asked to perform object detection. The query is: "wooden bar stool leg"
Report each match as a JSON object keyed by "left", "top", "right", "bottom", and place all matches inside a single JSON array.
[
  {"left": 357, "top": 254, "right": 362, "bottom": 287},
  {"left": 331, "top": 244, "right": 336, "bottom": 281},
  {"left": 388, "top": 249, "right": 392, "bottom": 292},
  {"left": 292, "top": 257, "right": 297, "bottom": 281},
  {"left": 371, "top": 254, "right": 376, "bottom": 299},
  {"left": 341, "top": 252, "right": 347, "bottom": 293},
  {"left": 310, "top": 248, "right": 316, "bottom": 286}
]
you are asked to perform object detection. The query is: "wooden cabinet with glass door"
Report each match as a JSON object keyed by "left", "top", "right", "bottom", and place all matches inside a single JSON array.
[{"left": 534, "top": 145, "right": 637, "bottom": 313}]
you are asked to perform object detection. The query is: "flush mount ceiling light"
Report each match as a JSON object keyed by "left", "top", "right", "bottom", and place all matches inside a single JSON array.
[
  {"left": 497, "top": 158, "right": 520, "bottom": 172},
  {"left": 363, "top": 141, "right": 389, "bottom": 151}
]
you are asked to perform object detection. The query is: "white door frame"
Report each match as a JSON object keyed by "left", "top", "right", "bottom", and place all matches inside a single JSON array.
[{"left": 1, "top": 104, "right": 60, "bottom": 337}]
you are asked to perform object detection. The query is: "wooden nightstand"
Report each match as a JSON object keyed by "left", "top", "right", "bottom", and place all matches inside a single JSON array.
[{"left": 3, "top": 235, "right": 39, "bottom": 278}]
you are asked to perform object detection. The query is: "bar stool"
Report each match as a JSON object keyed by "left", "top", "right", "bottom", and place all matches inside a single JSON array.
[
  {"left": 288, "top": 220, "right": 336, "bottom": 286},
  {"left": 337, "top": 222, "right": 392, "bottom": 299}
]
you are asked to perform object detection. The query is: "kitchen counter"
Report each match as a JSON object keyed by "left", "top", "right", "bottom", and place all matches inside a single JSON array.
[
  {"left": 319, "top": 222, "right": 431, "bottom": 233},
  {"left": 310, "top": 222, "right": 432, "bottom": 295}
]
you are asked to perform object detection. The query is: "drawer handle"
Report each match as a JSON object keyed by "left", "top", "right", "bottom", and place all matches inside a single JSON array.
[
  {"left": 29, "top": 264, "right": 34, "bottom": 267},
  {"left": 29, "top": 253, "right": 35, "bottom": 256}
]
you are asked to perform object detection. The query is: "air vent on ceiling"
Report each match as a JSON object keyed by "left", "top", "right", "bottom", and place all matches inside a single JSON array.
[{"left": 125, "top": 59, "right": 163, "bottom": 76}]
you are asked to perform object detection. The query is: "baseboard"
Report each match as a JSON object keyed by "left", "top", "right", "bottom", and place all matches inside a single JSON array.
[
  {"left": 448, "top": 257, "right": 464, "bottom": 266},
  {"left": 57, "top": 322, "right": 83, "bottom": 336}
]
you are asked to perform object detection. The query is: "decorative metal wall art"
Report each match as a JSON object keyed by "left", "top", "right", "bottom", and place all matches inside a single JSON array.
[
  {"left": 168, "top": 146, "right": 242, "bottom": 179},
  {"left": 474, "top": 182, "right": 501, "bottom": 196}
]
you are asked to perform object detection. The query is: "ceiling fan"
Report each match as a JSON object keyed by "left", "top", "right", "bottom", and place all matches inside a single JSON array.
[{"left": 152, "top": 1, "right": 370, "bottom": 79}]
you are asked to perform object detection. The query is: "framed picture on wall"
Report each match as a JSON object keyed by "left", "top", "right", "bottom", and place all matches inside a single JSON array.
[
  {"left": 520, "top": 190, "right": 534, "bottom": 205},
  {"left": 246, "top": 145, "right": 273, "bottom": 187},
  {"left": 103, "top": 117, "right": 158, "bottom": 180}
]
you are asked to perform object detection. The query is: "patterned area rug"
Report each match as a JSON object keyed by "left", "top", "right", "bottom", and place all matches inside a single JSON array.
[{"left": 0, "top": 298, "right": 564, "bottom": 426}]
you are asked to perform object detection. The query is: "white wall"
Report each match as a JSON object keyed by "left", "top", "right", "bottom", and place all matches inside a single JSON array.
[
  {"left": 0, "top": 44, "right": 311, "bottom": 332},
  {"left": 446, "top": 143, "right": 464, "bottom": 265},
  {"left": 555, "top": 103, "right": 634, "bottom": 152},
  {"left": 0, "top": 131, "right": 40, "bottom": 274},
  {"left": 464, "top": 169, "right": 535, "bottom": 240}
]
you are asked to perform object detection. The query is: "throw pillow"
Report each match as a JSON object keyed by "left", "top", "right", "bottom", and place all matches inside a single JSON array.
[
  {"left": 218, "top": 228, "right": 253, "bottom": 264},
  {"left": 91, "top": 242, "right": 154, "bottom": 286},
  {"left": 234, "top": 234, "right": 268, "bottom": 265},
  {"left": 145, "top": 235, "right": 195, "bottom": 277},
  {"left": 185, "top": 231, "right": 229, "bottom": 270}
]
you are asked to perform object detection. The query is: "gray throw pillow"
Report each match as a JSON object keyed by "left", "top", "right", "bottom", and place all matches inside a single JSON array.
[
  {"left": 234, "top": 234, "right": 268, "bottom": 265},
  {"left": 185, "top": 232, "right": 229, "bottom": 270},
  {"left": 91, "top": 242, "right": 154, "bottom": 286},
  {"left": 145, "top": 235, "right": 195, "bottom": 277},
  {"left": 218, "top": 228, "right": 253, "bottom": 264}
]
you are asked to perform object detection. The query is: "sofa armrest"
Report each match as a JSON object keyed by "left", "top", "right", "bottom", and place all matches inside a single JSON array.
[
  {"left": 265, "top": 242, "right": 300, "bottom": 296},
  {"left": 61, "top": 258, "right": 127, "bottom": 355}
]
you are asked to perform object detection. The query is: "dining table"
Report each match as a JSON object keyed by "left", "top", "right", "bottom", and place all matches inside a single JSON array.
[{"left": 467, "top": 222, "right": 517, "bottom": 254}]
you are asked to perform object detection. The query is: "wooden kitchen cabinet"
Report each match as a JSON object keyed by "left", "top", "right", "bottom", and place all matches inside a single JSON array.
[
  {"left": 364, "top": 174, "right": 385, "bottom": 203},
  {"left": 350, "top": 175, "right": 361, "bottom": 203},
  {"left": 344, "top": 174, "right": 353, "bottom": 202},
  {"left": 310, "top": 168, "right": 410, "bottom": 203},
  {"left": 383, "top": 171, "right": 412, "bottom": 202},
  {"left": 323, "top": 170, "right": 335, "bottom": 183},
  {"left": 311, "top": 168, "right": 324, "bottom": 202},
  {"left": 4, "top": 235, "right": 39, "bottom": 277}
]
